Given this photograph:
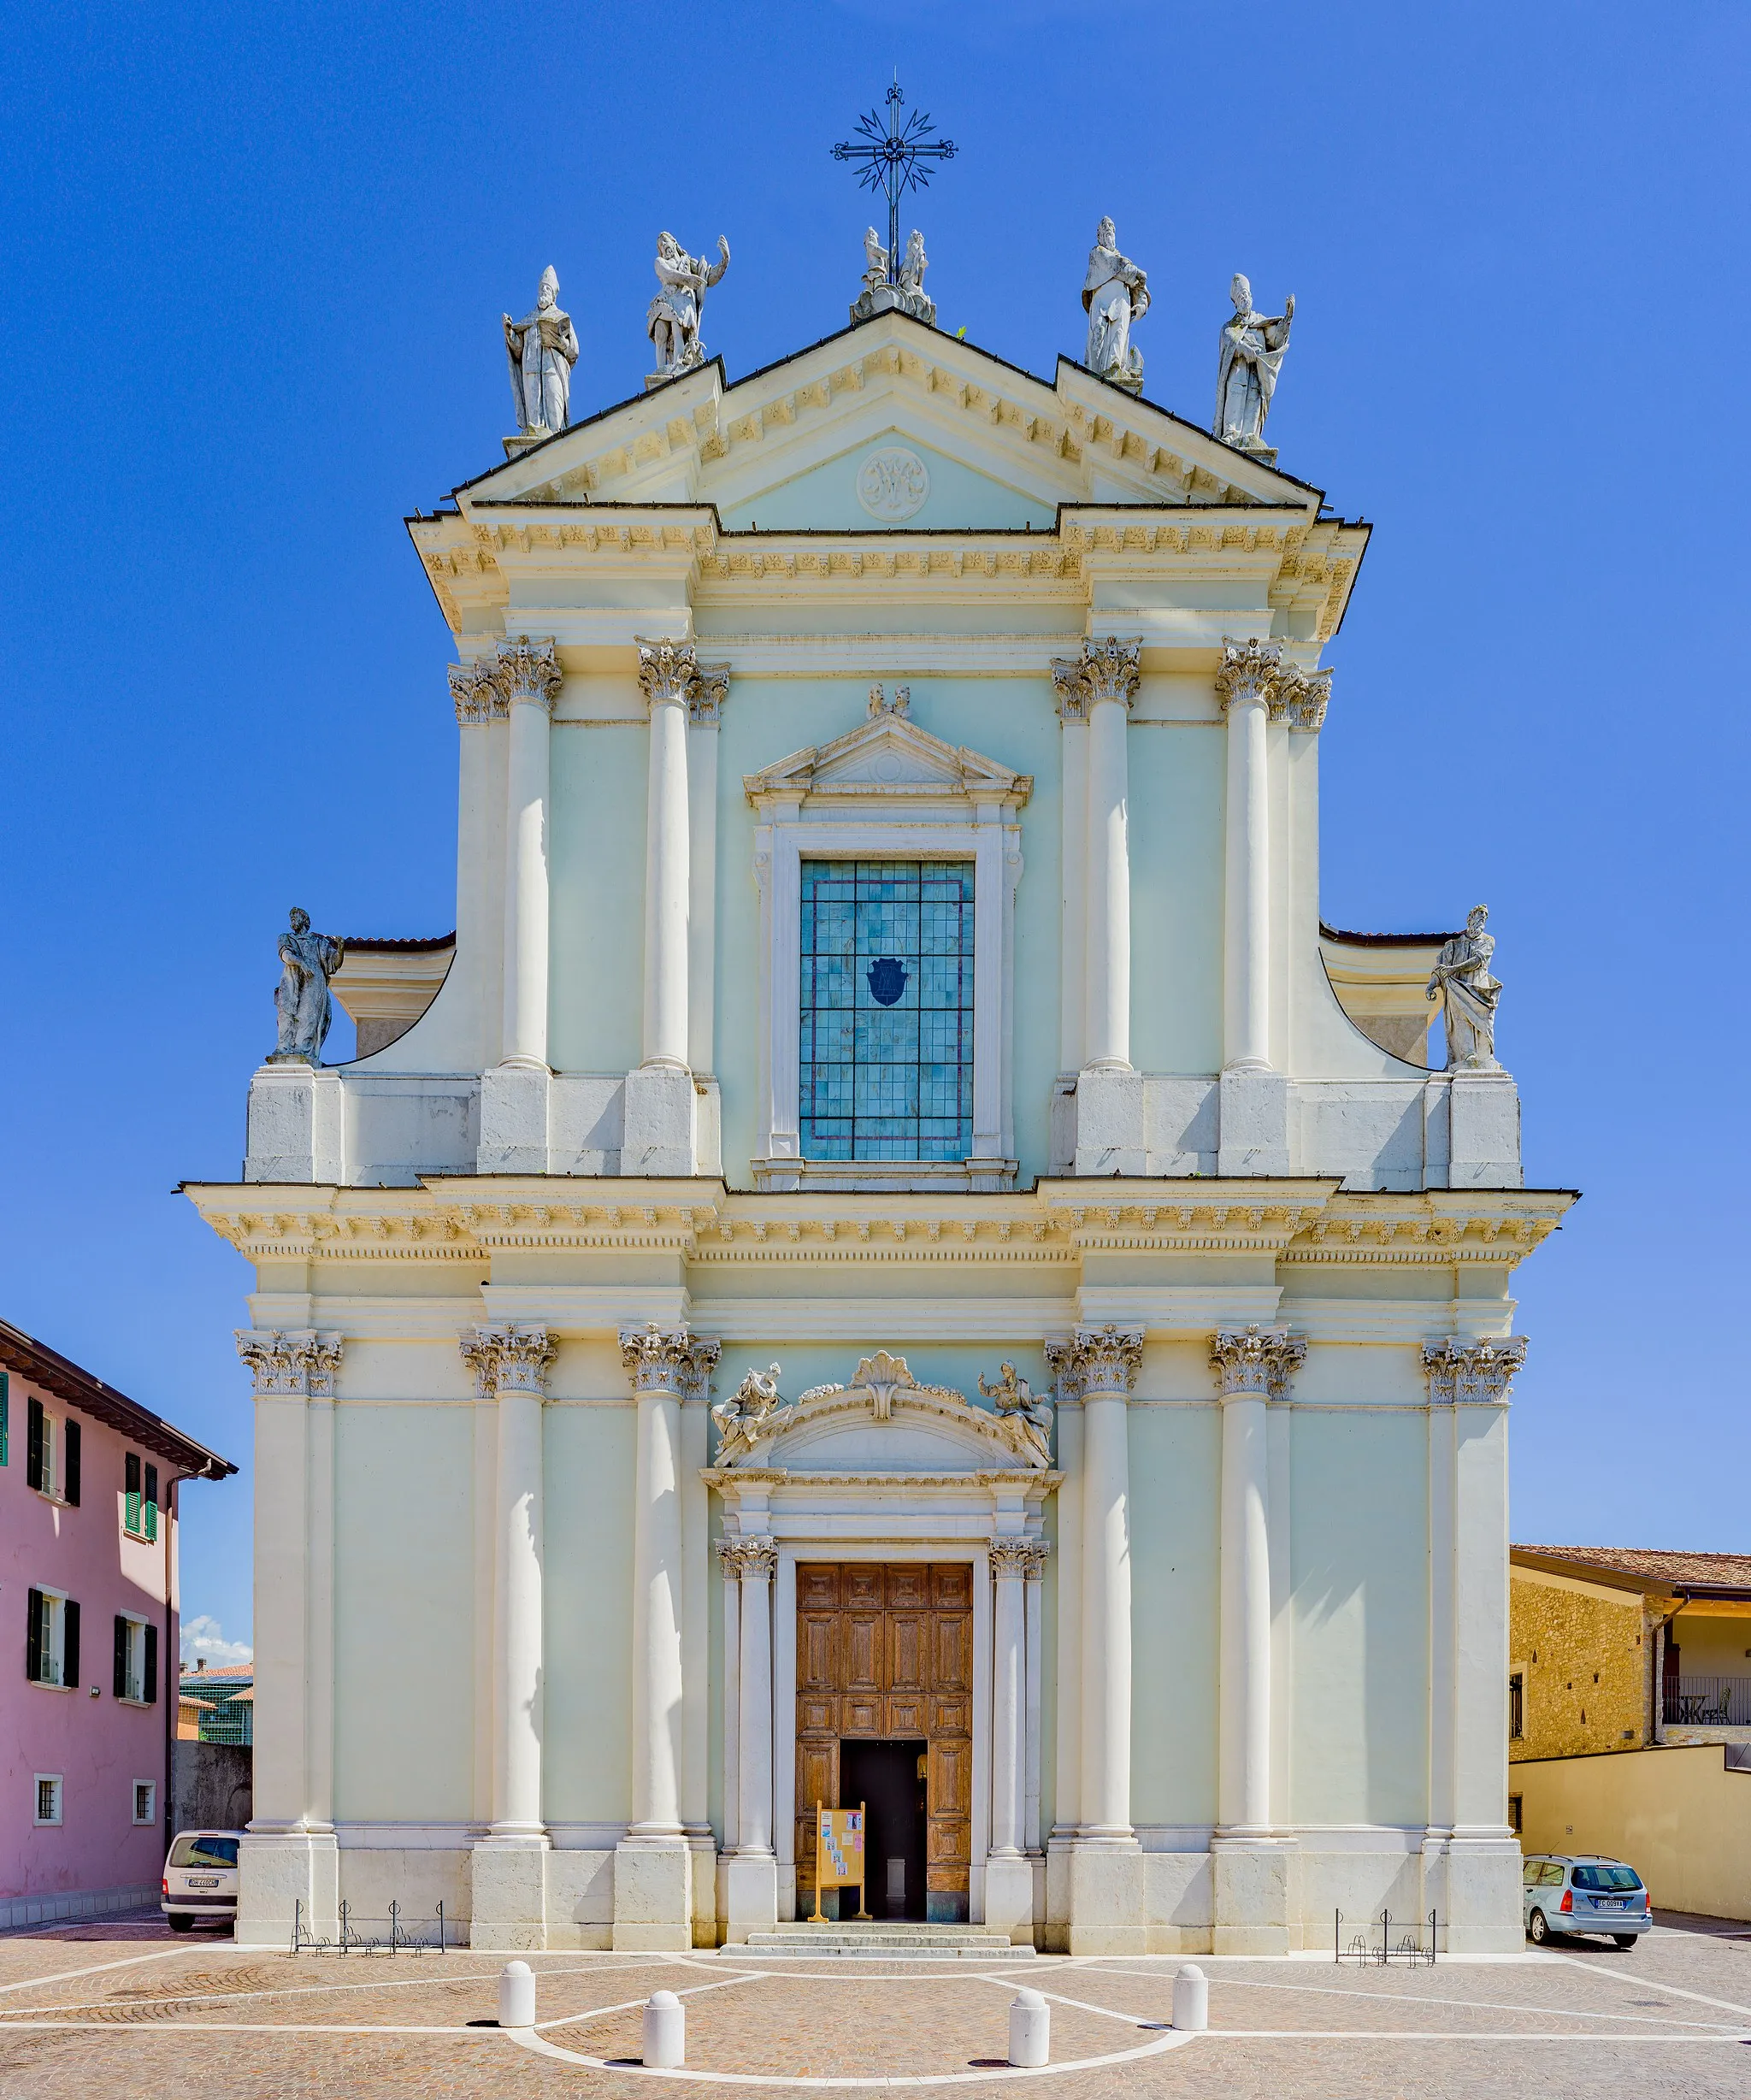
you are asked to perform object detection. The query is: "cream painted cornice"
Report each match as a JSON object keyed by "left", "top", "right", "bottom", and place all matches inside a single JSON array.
[{"left": 186, "top": 1178, "right": 1573, "bottom": 1277}]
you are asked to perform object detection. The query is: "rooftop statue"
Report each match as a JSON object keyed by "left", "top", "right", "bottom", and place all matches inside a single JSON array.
[
  {"left": 267, "top": 908, "right": 344, "bottom": 1067},
  {"left": 647, "top": 231, "right": 730, "bottom": 382},
  {"left": 503, "top": 266, "right": 580, "bottom": 437},
  {"left": 850, "top": 224, "right": 935, "bottom": 325},
  {"left": 1216, "top": 273, "right": 1294, "bottom": 454},
  {"left": 1427, "top": 905, "right": 1502, "bottom": 1071},
  {"left": 1082, "top": 218, "right": 1150, "bottom": 392}
]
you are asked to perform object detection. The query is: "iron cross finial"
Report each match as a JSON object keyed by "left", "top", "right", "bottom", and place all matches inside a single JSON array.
[{"left": 831, "top": 78, "right": 957, "bottom": 285}]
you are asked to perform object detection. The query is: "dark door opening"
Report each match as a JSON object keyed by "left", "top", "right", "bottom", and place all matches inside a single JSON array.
[{"left": 841, "top": 1739, "right": 927, "bottom": 1920}]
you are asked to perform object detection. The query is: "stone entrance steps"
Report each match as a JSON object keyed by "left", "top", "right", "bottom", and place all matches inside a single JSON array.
[{"left": 729, "top": 1923, "right": 1035, "bottom": 1960}]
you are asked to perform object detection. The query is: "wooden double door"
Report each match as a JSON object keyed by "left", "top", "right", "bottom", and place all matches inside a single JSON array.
[{"left": 796, "top": 1562, "right": 973, "bottom": 1918}]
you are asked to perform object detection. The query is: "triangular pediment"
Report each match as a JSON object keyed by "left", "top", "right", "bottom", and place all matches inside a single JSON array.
[
  {"left": 453, "top": 310, "right": 1322, "bottom": 522},
  {"left": 744, "top": 706, "right": 1031, "bottom": 809}
]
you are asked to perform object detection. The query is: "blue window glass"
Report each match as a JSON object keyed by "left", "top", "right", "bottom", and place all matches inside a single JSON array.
[{"left": 799, "top": 860, "right": 974, "bottom": 1162}]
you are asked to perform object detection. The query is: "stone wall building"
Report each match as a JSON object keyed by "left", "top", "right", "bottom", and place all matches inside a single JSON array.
[{"left": 189, "top": 298, "right": 1572, "bottom": 1955}]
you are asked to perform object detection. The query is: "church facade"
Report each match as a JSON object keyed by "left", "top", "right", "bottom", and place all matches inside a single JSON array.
[{"left": 190, "top": 302, "right": 1570, "bottom": 1955}]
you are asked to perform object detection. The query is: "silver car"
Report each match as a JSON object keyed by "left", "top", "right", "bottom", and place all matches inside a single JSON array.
[
  {"left": 1522, "top": 1853, "right": 1651, "bottom": 1947},
  {"left": 162, "top": 1828, "right": 241, "bottom": 1932}
]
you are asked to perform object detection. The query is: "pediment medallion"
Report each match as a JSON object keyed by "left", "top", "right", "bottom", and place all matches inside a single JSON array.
[{"left": 744, "top": 711, "right": 1031, "bottom": 812}]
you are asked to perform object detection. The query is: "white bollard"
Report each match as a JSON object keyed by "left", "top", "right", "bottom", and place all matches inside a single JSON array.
[
  {"left": 498, "top": 1959, "right": 536, "bottom": 2030},
  {"left": 1171, "top": 1963, "right": 1208, "bottom": 2032},
  {"left": 643, "top": 1988, "right": 686, "bottom": 2068},
  {"left": 1008, "top": 1986, "right": 1050, "bottom": 2068}
]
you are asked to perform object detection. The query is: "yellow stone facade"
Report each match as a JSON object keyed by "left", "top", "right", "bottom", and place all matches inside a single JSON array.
[{"left": 1509, "top": 1565, "right": 1652, "bottom": 1762}]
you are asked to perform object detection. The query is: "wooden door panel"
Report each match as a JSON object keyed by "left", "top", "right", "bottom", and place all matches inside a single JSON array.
[
  {"left": 799, "top": 1613, "right": 837, "bottom": 1690},
  {"left": 888, "top": 1612, "right": 928, "bottom": 1691},
  {"left": 798, "top": 1564, "right": 840, "bottom": 1612},
  {"left": 932, "top": 1613, "right": 970, "bottom": 1690},
  {"left": 928, "top": 1694, "right": 970, "bottom": 1736},
  {"left": 799, "top": 1694, "right": 836, "bottom": 1734},
  {"left": 884, "top": 1694, "right": 925, "bottom": 1735},
  {"left": 843, "top": 1565, "right": 883, "bottom": 1610},
  {"left": 845, "top": 1613, "right": 881, "bottom": 1691},
  {"left": 843, "top": 1696, "right": 881, "bottom": 1735},
  {"left": 887, "top": 1566, "right": 931, "bottom": 1611}
]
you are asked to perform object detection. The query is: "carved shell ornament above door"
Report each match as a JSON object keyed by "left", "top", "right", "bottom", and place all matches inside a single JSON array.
[{"left": 856, "top": 445, "right": 930, "bottom": 522}]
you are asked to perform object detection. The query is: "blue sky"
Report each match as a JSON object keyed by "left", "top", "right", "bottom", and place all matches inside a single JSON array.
[{"left": 3, "top": 2, "right": 1746, "bottom": 1651}]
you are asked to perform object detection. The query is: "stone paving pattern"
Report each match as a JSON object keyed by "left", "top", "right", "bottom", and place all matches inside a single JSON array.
[{"left": 1, "top": 1911, "right": 1748, "bottom": 2097}]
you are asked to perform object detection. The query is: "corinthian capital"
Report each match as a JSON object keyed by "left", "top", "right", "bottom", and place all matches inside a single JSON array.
[
  {"left": 689, "top": 662, "right": 730, "bottom": 727},
  {"left": 988, "top": 1536, "right": 1041, "bottom": 1578},
  {"left": 1215, "top": 636, "right": 1285, "bottom": 711},
  {"left": 634, "top": 636, "right": 728, "bottom": 723},
  {"left": 489, "top": 636, "right": 563, "bottom": 711},
  {"left": 1065, "top": 1324, "right": 1144, "bottom": 1396},
  {"left": 716, "top": 1534, "right": 778, "bottom": 1580},
  {"left": 1043, "top": 1338, "right": 1085, "bottom": 1403},
  {"left": 1422, "top": 1336, "right": 1526, "bottom": 1406},
  {"left": 1049, "top": 634, "right": 1142, "bottom": 720},
  {"left": 235, "top": 1329, "right": 344, "bottom": 1398},
  {"left": 1274, "top": 664, "right": 1332, "bottom": 731},
  {"left": 619, "top": 1320, "right": 711, "bottom": 1396},
  {"left": 460, "top": 1323, "right": 557, "bottom": 1398},
  {"left": 1210, "top": 1324, "right": 1306, "bottom": 1401},
  {"left": 448, "top": 661, "right": 504, "bottom": 726}
]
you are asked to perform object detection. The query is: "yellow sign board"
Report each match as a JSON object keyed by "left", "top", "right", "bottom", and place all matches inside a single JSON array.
[{"left": 810, "top": 1801, "right": 870, "bottom": 1921}]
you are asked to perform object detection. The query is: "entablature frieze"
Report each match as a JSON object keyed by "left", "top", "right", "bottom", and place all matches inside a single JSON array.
[{"left": 186, "top": 1180, "right": 1573, "bottom": 1277}]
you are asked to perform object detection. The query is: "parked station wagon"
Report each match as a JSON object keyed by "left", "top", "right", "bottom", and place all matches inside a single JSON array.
[
  {"left": 1522, "top": 1855, "right": 1651, "bottom": 1946},
  {"left": 162, "top": 1829, "right": 240, "bottom": 1931}
]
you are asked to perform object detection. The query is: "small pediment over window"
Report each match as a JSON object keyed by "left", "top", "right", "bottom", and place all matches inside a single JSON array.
[{"left": 744, "top": 711, "right": 1031, "bottom": 811}]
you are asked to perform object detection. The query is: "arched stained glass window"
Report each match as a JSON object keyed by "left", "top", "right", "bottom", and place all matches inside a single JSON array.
[{"left": 799, "top": 860, "right": 975, "bottom": 1162}]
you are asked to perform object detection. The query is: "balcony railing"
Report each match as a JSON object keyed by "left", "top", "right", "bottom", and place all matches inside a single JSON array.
[{"left": 1664, "top": 1675, "right": 1751, "bottom": 1727}]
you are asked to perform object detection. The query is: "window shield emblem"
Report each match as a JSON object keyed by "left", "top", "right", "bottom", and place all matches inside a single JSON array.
[{"left": 867, "top": 957, "right": 908, "bottom": 1006}]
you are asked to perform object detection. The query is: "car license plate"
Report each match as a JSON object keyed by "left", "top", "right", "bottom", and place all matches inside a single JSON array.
[
  {"left": 186, "top": 1876, "right": 219, "bottom": 1889},
  {"left": 1601, "top": 1897, "right": 1625, "bottom": 1910}
]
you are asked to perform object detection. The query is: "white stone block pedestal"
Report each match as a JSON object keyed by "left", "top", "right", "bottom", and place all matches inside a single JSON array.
[
  {"left": 1065, "top": 1841, "right": 1146, "bottom": 1955},
  {"left": 470, "top": 1838, "right": 550, "bottom": 1951},
  {"left": 245, "top": 1065, "right": 344, "bottom": 1183},
  {"left": 613, "top": 1838, "right": 693, "bottom": 1952},
  {"left": 1212, "top": 1838, "right": 1293, "bottom": 1955},
  {"left": 233, "top": 1826, "right": 338, "bottom": 1950}
]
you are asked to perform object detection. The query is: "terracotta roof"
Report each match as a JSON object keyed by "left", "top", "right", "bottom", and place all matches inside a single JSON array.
[
  {"left": 1513, "top": 1545, "right": 1751, "bottom": 1596},
  {"left": 0, "top": 1318, "right": 235, "bottom": 1479},
  {"left": 180, "top": 1665, "right": 254, "bottom": 1684}
]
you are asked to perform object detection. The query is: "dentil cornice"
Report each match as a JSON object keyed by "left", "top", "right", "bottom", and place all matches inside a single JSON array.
[
  {"left": 1210, "top": 1324, "right": 1307, "bottom": 1401},
  {"left": 1422, "top": 1335, "right": 1528, "bottom": 1406}
]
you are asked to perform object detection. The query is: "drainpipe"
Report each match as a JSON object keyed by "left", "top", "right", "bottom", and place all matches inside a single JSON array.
[{"left": 161, "top": 1473, "right": 189, "bottom": 1838}]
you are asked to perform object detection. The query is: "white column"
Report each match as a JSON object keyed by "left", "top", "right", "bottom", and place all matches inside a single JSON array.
[
  {"left": 686, "top": 668, "right": 727, "bottom": 1078},
  {"left": 636, "top": 640, "right": 696, "bottom": 1071},
  {"left": 989, "top": 1540, "right": 1029, "bottom": 1855},
  {"left": 734, "top": 1541, "right": 776, "bottom": 1855},
  {"left": 1055, "top": 640, "right": 1141, "bottom": 1071},
  {"left": 471, "top": 1370, "right": 498, "bottom": 1826},
  {"left": 233, "top": 1331, "right": 342, "bottom": 1948},
  {"left": 1075, "top": 1327, "right": 1141, "bottom": 1835},
  {"left": 460, "top": 1326, "right": 556, "bottom": 1839},
  {"left": 1045, "top": 1351, "right": 1083, "bottom": 1846},
  {"left": 1424, "top": 1337, "right": 1526, "bottom": 1950},
  {"left": 1054, "top": 684, "right": 1089, "bottom": 1075},
  {"left": 1023, "top": 1543, "right": 1046, "bottom": 1855},
  {"left": 1212, "top": 1328, "right": 1302, "bottom": 1834},
  {"left": 717, "top": 1544, "right": 742, "bottom": 1853},
  {"left": 495, "top": 640, "right": 561, "bottom": 1070},
  {"left": 1216, "top": 640, "right": 1281, "bottom": 1073}
]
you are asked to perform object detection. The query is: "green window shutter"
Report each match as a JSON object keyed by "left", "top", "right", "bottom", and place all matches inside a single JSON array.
[
  {"left": 64, "top": 1419, "right": 80, "bottom": 1507},
  {"left": 144, "top": 1623, "right": 158, "bottom": 1705},
  {"left": 125, "top": 1452, "right": 140, "bottom": 1534},
  {"left": 144, "top": 1464, "right": 159, "bottom": 1543},
  {"left": 114, "top": 1615, "right": 129, "bottom": 1699},
  {"left": 63, "top": 1597, "right": 80, "bottom": 1689},
  {"left": 26, "top": 1397, "right": 43, "bottom": 1491},
  {"left": 26, "top": 1588, "right": 43, "bottom": 1682}
]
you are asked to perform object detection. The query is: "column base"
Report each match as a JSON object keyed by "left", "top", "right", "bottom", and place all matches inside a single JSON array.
[
  {"left": 622, "top": 1065, "right": 698, "bottom": 1177},
  {"left": 233, "top": 1824, "right": 338, "bottom": 1950},
  {"left": 1217, "top": 1066, "right": 1290, "bottom": 1176},
  {"left": 983, "top": 1852, "right": 1036, "bottom": 1944},
  {"left": 469, "top": 1835, "right": 551, "bottom": 1951},
  {"left": 1436, "top": 1832, "right": 1524, "bottom": 1953},
  {"left": 1065, "top": 1838, "right": 1146, "bottom": 1955},
  {"left": 478, "top": 1062, "right": 551, "bottom": 1174},
  {"left": 719, "top": 1849, "right": 779, "bottom": 1944},
  {"left": 612, "top": 1836, "right": 693, "bottom": 1951},
  {"left": 1212, "top": 1835, "right": 1294, "bottom": 1955}
]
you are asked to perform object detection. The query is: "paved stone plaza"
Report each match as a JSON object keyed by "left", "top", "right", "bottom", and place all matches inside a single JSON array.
[{"left": 2, "top": 1913, "right": 1748, "bottom": 2097}]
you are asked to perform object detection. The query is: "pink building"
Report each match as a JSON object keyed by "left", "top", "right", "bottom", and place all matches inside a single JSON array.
[{"left": 3, "top": 1318, "right": 234, "bottom": 1927}]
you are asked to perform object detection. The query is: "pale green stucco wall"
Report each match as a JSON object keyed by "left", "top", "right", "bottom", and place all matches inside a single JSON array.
[
  {"left": 1127, "top": 727, "right": 1225, "bottom": 1077},
  {"left": 718, "top": 432, "right": 1055, "bottom": 533},
  {"left": 549, "top": 723, "right": 646, "bottom": 1075},
  {"left": 1288, "top": 1410, "right": 1430, "bottom": 1827},
  {"left": 333, "top": 1404, "right": 475, "bottom": 1821},
  {"left": 1128, "top": 1404, "right": 1221, "bottom": 1826},
  {"left": 544, "top": 1403, "right": 639, "bottom": 1824}
]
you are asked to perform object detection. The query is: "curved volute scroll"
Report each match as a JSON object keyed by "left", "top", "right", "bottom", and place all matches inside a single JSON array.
[{"left": 706, "top": 1348, "right": 1054, "bottom": 1472}]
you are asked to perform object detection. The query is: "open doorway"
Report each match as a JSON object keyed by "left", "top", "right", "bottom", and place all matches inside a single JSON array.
[{"left": 841, "top": 1739, "right": 928, "bottom": 1920}]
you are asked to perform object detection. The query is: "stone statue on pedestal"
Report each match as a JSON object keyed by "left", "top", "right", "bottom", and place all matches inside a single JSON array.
[
  {"left": 1216, "top": 274, "right": 1294, "bottom": 453},
  {"left": 503, "top": 267, "right": 580, "bottom": 436},
  {"left": 268, "top": 909, "right": 345, "bottom": 1066},
  {"left": 647, "top": 232, "right": 730, "bottom": 380},
  {"left": 1427, "top": 905, "right": 1502, "bottom": 1071},
  {"left": 1082, "top": 218, "right": 1150, "bottom": 392},
  {"left": 978, "top": 1362, "right": 1055, "bottom": 1466},
  {"left": 850, "top": 226, "right": 934, "bottom": 325}
]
